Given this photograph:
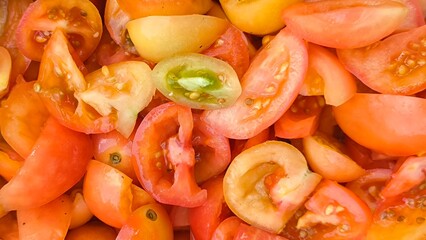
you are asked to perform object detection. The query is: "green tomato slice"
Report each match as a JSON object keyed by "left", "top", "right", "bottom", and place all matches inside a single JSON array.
[{"left": 152, "top": 53, "right": 242, "bottom": 109}]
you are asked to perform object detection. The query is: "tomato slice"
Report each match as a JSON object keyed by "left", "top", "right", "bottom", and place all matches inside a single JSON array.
[
  {"left": 333, "top": 93, "right": 426, "bottom": 156},
  {"left": 233, "top": 223, "right": 289, "bottom": 240},
  {"left": 223, "top": 141, "right": 321, "bottom": 233},
  {"left": 65, "top": 221, "right": 117, "bottom": 240},
  {"left": 17, "top": 194, "right": 72, "bottom": 240},
  {"left": 132, "top": 102, "right": 207, "bottom": 207},
  {"left": 15, "top": 0, "right": 102, "bottom": 61},
  {"left": 282, "top": 0, "right": 408, "bottom": 49},
  {"left": 152, "top": 53, "right": 241, "bottom": 110},
  {"left": 0, "top": 117, "right": 93, "bottom": 212},
  {"left": 395, "top": 0, "right": 425, "bottom": 32},
  {"left": 337, "top": 25, "right": 426, "bottom": 95},
  {"left": 211, "top": 216, "right": 242, "bottom": 240},
  {"left": 202, "top": 27, "right": 308, "bottom": 139},
  {"left": 69, "top": 189, "right": 93, "bottom": 229},
  {"left": 296, "top": 180, "right": 372, "bottom": 240}
]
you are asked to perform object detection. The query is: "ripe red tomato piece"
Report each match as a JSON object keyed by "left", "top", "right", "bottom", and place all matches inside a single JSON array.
[
  {"left": 296, "top": 180, "right": 372, "bottom": 240},
  {"left": 189, "top": 175, "right": 232, "bottom": 240},
  {"left": 132, "top": 102, "right": 207, "bottom": 207},
  {"left": 0, "top": 117, "right": 93, "bottom": 213},
  {"left": 333, "top": 93, "right": 426, "bottom": 156},
  {"left": 202, "top": 27, "right": 308, "bottom": 139},
  {"left": 282, "top": 0, "right": 408, "bottom": 49},
  {"left": 15, "top": 0, "right": 103, "bottom": 61},
  {"left": 338, "top": 25, "right": 426, "bottom": 95},
  {"left": 211, "top": 216, "right": 242, "bottom": 240},
  {"left": 394, "top": 0, "right": 425, "bottom": 31},
  {"left": 68, "top": 188, "right": 93, "bottom": 229},
  {"left": 65, "top": 221, "right": 117, "bottom": 240},
  {"left": 233, "top": 223, "right": 289, "bottom": 240}
]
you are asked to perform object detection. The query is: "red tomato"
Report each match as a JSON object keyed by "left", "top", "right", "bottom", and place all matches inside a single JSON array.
[
  {"left": 83, "top": 160, "right": 155, "bottom": 228},
  {"left": 296, "top": 180, "right": 372, "bottom": 240},
  {"left": 15, "top": 0, "right": 103, "bottom": 61},
  {"left": 189, "top": 175, "right": 232, "bottom": 240},
  {"left": 116, "top": 203, "right": 174, "bottom": 240},
  {"left": 274, "top": 95, "right": 324, "bottom": 139},
  {"left": 65, "top": 221, "right": 117, "bottom": 240},
  {"left": 169, "top": 206, "right": 190, "bottom": 230},
  {"left": 234, "top": 223, "right": 289, "bottom": 240},
  {"left": 282, "top": 0, "right": 408, "bottom": 49},
  {"left": 202, "top": 24, "right": 250, "bottom": 79},
  {"left": 0, "top": 78, "right": 49, "bottom": 158},
  {"left": 333, "top": 93, "right": 426, "bottom": 156},
  {"left": 17, "top": 194, "right": 72, "bottom": 240},
  {"left": 192, "top": 114, "right": 231, "bottom": 183},
  {"left": 132, "top": 102, "right": 207, "bottom": 207},
  {"left": 0, "top": 117, "right": 93, "bottom": 212},
  {"left": 338, "top": 25, "right": 426, "bottom": 95},
  {"left": 211, "top": 216, "right": 242, "bottom": 240},
  {"left": 231, "top": 126, "right": 274, "bottom": 159},
  {"left": 68, "top": 189, "right": 93, "bottom": 229},
  {"left": 394, "top": 0, "right": 425, "bottom": 31},
  {"left": 0, "top": 212, "right": 19, "bottom": 240},
  {"left": 202, "top": 27, "right": 308, "bottom": 139}
]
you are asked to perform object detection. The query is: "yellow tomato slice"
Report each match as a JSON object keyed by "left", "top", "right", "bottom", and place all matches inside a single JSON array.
[
  {"left": 126, "top": 14, "right": 229, "bottom": 62},
  {"left": 223, "top": 140, "right": 321, "bottom": 233}
]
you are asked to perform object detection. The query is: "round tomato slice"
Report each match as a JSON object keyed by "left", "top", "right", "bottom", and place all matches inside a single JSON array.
[
  {"left": 282, "top": 0, "right": 408, "bottom": 49},
  {"left": 202, "top": 27, "right": 308, "bottom": 139},
  {"left": 132, "top": 102, "right": 207, "bottom": 208},
  {"left": 337, "top": 25, "right": 426, "bottom": 95},
  {"left": 152, "top": 53, "right": 241, "bottom": 110},
  {"left": 223, "top": 141, "right": 321, "bottom": 233},
  {"left": 333, "top": 93, "right": 426, "bottom": 156},
  {"left": 15, "top": 0, "right": 102, "bottom": 61}
]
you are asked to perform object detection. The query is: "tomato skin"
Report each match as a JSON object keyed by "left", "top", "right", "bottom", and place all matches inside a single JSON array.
[
  {"left": 233, "top": 223, "right": 289, "bottom": 240},
  {"left": 282, "top": 0, "right": 408, "bottom": 49},
  {"left": 15, "top": 0, "right": 103, "bottom": 62},
  {"left": 338, "top": 25, "right": 426, "bottom": 95},
  {"left": 395, "top": 0, "right": 425, "bottom": 32},
  {"left": 202, "top": 27, "right": 308, "bottom": 139},
  {"left": 68, "top": 189, "right": 93, "bottom": 229},
  {"left": 132, "top": 102, "right": 207, "bottom": 208},
  {"left": 116, "top": 203, "right": 174, "bottom": 240},
  {"left": 17, "top": 194, "right": 72, "bottom": 240},
  {"left": 0, "top": 212, "right": 19, "bottom": 240},
  {"left": 333, "top": 93, "right": 426, "bottom": 156},
  {"left": 65, "top": 221, "right": 117, "bottom": 240},
  {"left": 211, "top": 216, "right": 242, "bottom": 240},
  {"left": 0, "top": 117, "right": 93, "bottom": 212}
]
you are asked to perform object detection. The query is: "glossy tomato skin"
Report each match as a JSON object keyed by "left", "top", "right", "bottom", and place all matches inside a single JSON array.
[
  {"left": 338, "top": 25, "right": 426, "bottom": 95},
  {"left": 15, "top": 0, "right": 103, "bottom": 61},
  {"left": 65, "top": 221, "right": 117, "bottom": 240},
  {"left": 132, "top": 102, "right": 207, "bottom": 208},
  {"left": 202, "top": 27, "right": 308, "bottom": 139},
  {"left": 0, "top": 117, "right": 93, "bottom": 212}
]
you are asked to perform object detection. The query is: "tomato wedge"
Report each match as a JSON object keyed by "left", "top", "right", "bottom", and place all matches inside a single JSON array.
[
  {"left": 338, "top": 25, "right": 426, "bottom": 95},
  {"left": 282, "top": 0, "right": 408, "bottom": 49},
  {"left": 202, "top": 27, "right": 308, "bottom": 139},
  {"left": 15, "top": 0, "right": 102, "bottom": 61}
]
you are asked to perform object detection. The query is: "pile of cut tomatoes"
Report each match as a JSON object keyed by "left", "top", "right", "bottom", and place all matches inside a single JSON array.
[{"left": 0, "top": 0, "right": 426, "bottom": 239}]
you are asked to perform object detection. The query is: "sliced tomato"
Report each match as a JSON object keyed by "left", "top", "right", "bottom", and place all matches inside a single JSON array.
[
  {"left": 83, "top": 160, "right": 155, "bottom": 228},
  {"left": 0, "top": 212, "right": 19, "bottom": 240},
  {"left": 202, "top": 27, "right": 308, "bottom": 139},
  {"left": 394, "top": 0, "right": 425, "bottom": 31},
  {"left": 132, "top": 102, "right": 207, "bottom": 207},
  {"left": 116, "top": 0, "right": 213, "bottom": 18},
  {"left": 0, "top": 46, "right": 11, "bottom": 98},
  {"left": 169, "top": 206, "right": 190, "bottom": 230},
  {"left": 202, "top": 24, "right": 250, "bottom": 79},
  {"left": 296, "top": 180, "right": 372, "bottom": 240},
  {"left": 15, "top": 0, "right": 102, "bottom": 61},
  {"left": 189, "top": 175, "right": 232, "bottom": 240},
  {"left": 211, "top": 216, "right": 242, "bottom": 240},
  {"left": 116, "top": 203, "right": 174, "bottom": 240},
  {"left": 300, "top": 44, "right": 356, "bottom": 106},
  {"left": 333, "top": 93, "right": 426, "bottom": 156},
  {"left": 65, "top": 221, "right": 117, "bottom": 240},
  {"left": 303, "top": 131, "right": 366, "bottom": 182},
  {"left": 17, "top": 194, "right": 72, "bottom": 240},
  {"left": 223, "top": 141, "right": 321, "bottom": 233},
  {"left": 0, "top": 151, "right": 22, "bottom": 181},
  {"left": 274, "top": 95, "right": 324, "bottom": 139},
  {"left": 0, "top": 117, "right": 92, "bottom": 213},
  {"left": 68, "top": 188, "right": 93, "bottom": 229},
  {"left": 152, "top": 53, "right": 241, "bottom": 110},
  {"left": 282, "top": 0, "right": 408, "bottom": 49},
  {"left": 231, "top": 126, "right": 274, "bottom": 159},
  {"left": 233, "top": 223, "right": 289, "bottom": 240},
  {"left": 337, "top": 25, "right": 426, "bottom": 95},
  {"left": 0, "top": 78, "right": 49, "bottom": 158}
]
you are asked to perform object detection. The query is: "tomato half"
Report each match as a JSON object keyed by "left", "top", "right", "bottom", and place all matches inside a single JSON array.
[
  {"left": 132, "top": 102, "right": 207, "bottom": 207},
  {"left": 296, "top": 180, "right": 372, "bottom": 240},
  {"left": 282, "top": 0, "right": 408, "bottom": 49},
  {"left": 15, "top": 0, "right": 102, "bottom": 61},
  {"left": 202, "top": 27, "right": 308, "bottom": 139},
  {"left": 333, "top": 93, "right": 426, "bottom": 156},
  {"left": 223, "top": 141, "right": 321, "bottom": 233},
  {"left": 152, "top": 53, "right": 241, "bottom": 110},
  {"left": 337, "top": 25, "right": 426, "bottom": 95},
  {"left": 0, "top": 117, "right": 92, "bottom": 212}
]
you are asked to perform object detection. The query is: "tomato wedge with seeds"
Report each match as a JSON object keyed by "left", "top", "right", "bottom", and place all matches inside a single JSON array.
[
  {"left": 338, "top": 25, "right": 426, "bottom": 95},
  {"left": 202, "top": 27, "right": 308, "bottom": 139},
  {"left": 15, "top": 0, "right": 102, "bottom": 62},
  {"left": 132, "top": 102, "right": 207, "bottom": 208}
]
